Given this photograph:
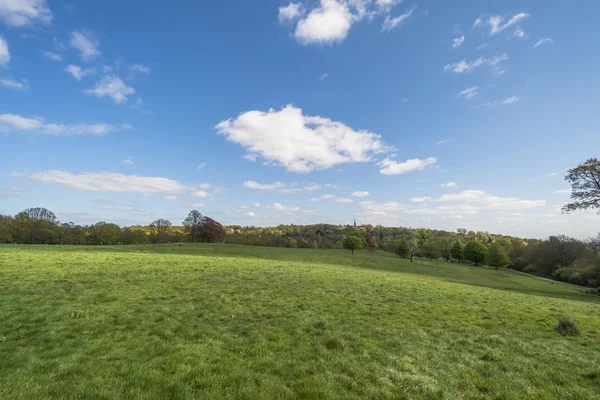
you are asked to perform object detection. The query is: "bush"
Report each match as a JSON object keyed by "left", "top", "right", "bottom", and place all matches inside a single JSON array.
[
  {"left": 555, "top": 316, "right": 581, "bottom": 337},
  {"left": 288, "top": 239, "right": 298, "bottom": 248}
]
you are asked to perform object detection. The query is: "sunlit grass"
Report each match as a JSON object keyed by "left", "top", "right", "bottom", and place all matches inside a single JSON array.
[{"left": 1, "top": 244, "right": 599, "bottom": 399}]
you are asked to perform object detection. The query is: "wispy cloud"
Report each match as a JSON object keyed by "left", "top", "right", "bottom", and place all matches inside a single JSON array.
[
  {"left": 0, "top": 0, "right": 53, "bottom": 27},
  {"left": 243, "top": 181, "right": 286, "bottom": 191},
  {"left": 444, "top": 54, "right": 508, "bottom": 74},
  {"left": 486, "top": 12, "right": 529, "bottom": 35},
  {"left": 70, "top": 30, "right": 100, "bottom": 61},
  {"left": 41, "top": 50, "right": 62, "bottom": 61},
  {"left": 456, "top": 86, "right": 478, "bottom": 100},
  {"left": 128, "top": 64, "right": 151, "bottom": 75},
  {"left": 501, "top": 95, "right": 519, "bottom": 105},
  {"left": 352, "top": 191, "right": 370, "bottom": 197},
  {"left": 65, "top": 64, "right": 96, "bottom": 81},
  {"left": 452, "top": 35, "right": 464, "bottom": 48},
  {"left": 123, "top": 156, "right": 134, "bottom": 165},
  {"left": 0, "top": 114, "right": 132, "bottom": 136},
  {"left": 381, "top": 6, "right": 416, "bottom": 32},
  {"left": 0, "top": 36, "right": 9, "bottom": 66},
  {"left": 0, "top": 78, "right": 30, "bottom": 90},
  {"left": 85, "top": 75, "right": 135, "bottom": 104},
  {"left": 436, "top": 139, "right": 450, "bottom": 145},
  {"left": 534, "top": 38, "right": 554, "bottom": 48},
  {"left": 440, "top": 182, "right": 459, "bottom": 188},
  {"left": 378, "top": 157, "right": 437, "bottom": 176}
]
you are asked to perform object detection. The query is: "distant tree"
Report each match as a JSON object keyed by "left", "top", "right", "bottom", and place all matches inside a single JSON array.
[
  {"left": 421, "top": 241, "right": 441, "bottom": 260},
  {"left": 395, "top": 240, "right": 410, "bottom": 258},
  {"left": 88, "top": 222, "right": 121, "bottom": 245},
  {"left": 343, "top": 235, "right": 366, "bottom": 255},
  {"left": 288, "top": 239, "right": 298, "bottom": 248},
  {"left": 562, "top": 158, "right": 600, "bottom": 214},
  {"left": 198, "top": 216, "right": 225, "bottom": 242},
  {"left": 451, "top": 241, "right": 465, "bottom": 263},
  {"left": 183, "top": 210, "right": 203, "bottom": 242},
  {"left": 407, "top": 238, "right": 421, "bottom": 262},
  {"left": 464, "top": 241, "right": 488, "bottom": 266},
  {"left": 24, "top": 207, "right": 57, "bottom": 223},
  {"left": 366, "top": 235, "right": 376, "bottom": 254},
  {"left": 586, "top": 232, "right": 600, "bottom": 261},
  {"left": 457, "top": 228, "right": 467, "bottom": 236},
  {"left": 437, "top": 236, "right": 454, "bottom": 260},
  {"left": 0, "top": 214, "right": 13, "bottom": 243},
  {"left": 150, "top": 219, "right": 172, "bottom": 243},
  {"left": 487, "top": 243, "right": 510, "bottom": 270},
  {"left": 21, "top": 207, "right": 58, "bottom": 244}
]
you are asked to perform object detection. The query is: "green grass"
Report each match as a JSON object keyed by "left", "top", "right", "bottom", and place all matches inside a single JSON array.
[{"left": 1, "top": 244, "right": 599, "bottom": 399}]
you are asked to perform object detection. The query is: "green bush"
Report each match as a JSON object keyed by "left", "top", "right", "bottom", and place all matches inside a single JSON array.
[
  {"left": 555, "top": 316, "right": 581, "bottom": 337},
  {"left": 288, "top": 239, "right": 298, "bottom": 248}
]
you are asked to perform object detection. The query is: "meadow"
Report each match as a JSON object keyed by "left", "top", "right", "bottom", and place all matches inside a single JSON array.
[{"left": 1, "top": 244, "right": 599, "bottom": 399}]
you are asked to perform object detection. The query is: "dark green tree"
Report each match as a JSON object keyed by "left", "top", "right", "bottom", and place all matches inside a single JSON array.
[
  {"left": 451, "top": 241, "right": 465, "bottom": 263},
  {"left": 395, "top": 240, "right": 410, "bottom": 258},
  {"left": 421, "top": 241, "right": 441, "bottom": 260},
  {"left": 487, "top": 243, "right": 510, "bottom": 270},
  {"left": 562, "top": 158, "right": 600, "bottom": 214},
  {"left": 464, "top": 241, "right": 488, "bottom": 266}
]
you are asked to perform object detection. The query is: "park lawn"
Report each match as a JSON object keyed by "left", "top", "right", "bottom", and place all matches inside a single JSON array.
[{"left": 0, "top": 244, "right": 599, "bottom": 400}]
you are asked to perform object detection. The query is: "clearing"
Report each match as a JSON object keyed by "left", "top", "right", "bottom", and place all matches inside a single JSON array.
[{"left": 1, "top": 244, "right": 599, "bottom": 399}]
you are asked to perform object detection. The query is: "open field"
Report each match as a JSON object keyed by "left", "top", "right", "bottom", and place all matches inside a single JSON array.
[{"left": 1, "top": 244, "right": 599, "bottom": 399}]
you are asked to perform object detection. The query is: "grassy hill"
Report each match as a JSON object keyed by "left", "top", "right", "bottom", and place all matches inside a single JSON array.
[{"left": 1, "top": 244, "right": 599, "bottom": 399}]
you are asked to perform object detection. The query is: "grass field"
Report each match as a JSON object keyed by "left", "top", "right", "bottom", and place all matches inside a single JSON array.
[{"left": 1, "top": 244, "right": 600, "bottom": 399}]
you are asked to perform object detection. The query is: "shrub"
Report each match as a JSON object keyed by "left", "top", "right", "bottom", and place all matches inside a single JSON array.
[
  {"left": 288, "top": 239, "right": 298, "bottom": 248},
  {"left": 554, "top": 316, "right": 581, "bottom": 337}
]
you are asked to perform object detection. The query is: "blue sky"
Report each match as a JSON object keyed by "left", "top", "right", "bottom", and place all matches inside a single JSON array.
[{"left": 1, "top": 0, "right": 599, "bottom": 239}]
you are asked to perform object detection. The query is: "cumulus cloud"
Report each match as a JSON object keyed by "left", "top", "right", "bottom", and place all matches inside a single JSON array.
[
  {"left": 534, "top": 38, "right": 554, "bottom": 48},
  {"left": 378, "top": 157, "right": 437, "bottom": 175},
  {"left": 0, "top": 0, "right": 52, "bottom": 27},
  {"left": 21, "top": 170, "right": 187, "bottom": 194},
  {"left": 279, "top": 2, "right": 303, "bottom": 23},
  {"left": 41, "top": 50, "right": 62, "bottom": 61},
  {"left": 85, "top": 75, "right": 135, "bottom": 104},
  {"left": 216, "top": 105, "right": 390, "bottom": 173},
  {"left": 244, "top": 180, "right": 286, "bottom": 191},
  {"left": 0, "top": 78, "right": 29, "bottom": 90},
  {"left": 65, "top": 64, "right": 96, "bottom": 81},
  {"left": 352, "top": 191, "right": 370, "bottom": 197},
  {"left": 70, "top": 30, "right": 100, "bottom": 61},
  {"left": 456, "top": 86, "right": 478, "bottom": 100},
  {"left": 487, "top": 12, "right": 529, "bottom": 35},
  {"left": 452, "top": 35, "right": 464, "bottom": 48},
  {"left": 267, "top": 203, "right": 301, "bottom": 213},
  {"left": 0, "top": 36, "right": 9, "bottom": 66},
  {"left": 191, "top": 190, "right": 211, "bottom": 199},
  {"left": 0, "top": 114, "right": 132, "bottom": 135},
  {"left": 444, "top": 54, "right": 508, "bottom": 74}
]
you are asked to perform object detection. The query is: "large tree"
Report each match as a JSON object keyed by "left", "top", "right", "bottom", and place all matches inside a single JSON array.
[
  {"left": 487, "top": 243, "right": 510, "bottom": 270},
  {"left": 562, "top": 158, "right": 600, "bottom": 214},
  {"left": 421, "top": 241, "right": 440, "bottom": 261},
  {"left": 464, "top": 241, "right": 488, "bottom": 266},
  {"left": 198, "top": 216, "right": 225, "bottom": 242},
  {"left": 183, "top": 210, "right": 204, "bottom": 242},
  {"left": 437, "top": 236, "right": 455, "bottom": 261},
  {"left": 150, "top": 219, "right": 172, "bottom": 242}
]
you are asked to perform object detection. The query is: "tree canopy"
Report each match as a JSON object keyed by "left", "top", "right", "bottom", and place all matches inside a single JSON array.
[
  {"left": 562, "top": 158, "right": 600, "bottom": 214},
  {"left": 464, "top": 241, "right": 488, "bottom": 266}
]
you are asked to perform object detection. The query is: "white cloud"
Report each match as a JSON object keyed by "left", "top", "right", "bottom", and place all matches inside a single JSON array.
[
  {"left": 23, "top": 170, "right": 187, "bottom": 194},
  {"left": 304, "top": 184, "right": 322, "bottom": 191},
  {"left": 0, "top": 114, "right": 132, "bottom": 136},
  {"left": 320, "top": 73, "right": 329, "bottom": 81},
  {"left": 548, "top": 172, "right": 558, "bottom": 177},
  {"left": 381, "top": 5, "right": 416, "bottom": 32},
  {"left": 41, "top": 50, "right": 62, "bottom": 61},
  {"left": 502, "top": 95, "right": 518, "bottom": 105},
  {"left": 0, "top": 0, "right": 52, "bottom": 27},
  {"left": 128, "top": 64, "right": 151, "bottom": 75},
  {"left": 444, "top": 54, "right": 507, "bottom": 74},
  {"left": 123, "top": 156, "right": 134, "bottom": 165},
  {"left": 191, "top": 190, "right": 211, "bottom": 199},
  {"left": 163, "top": 195, "right": 177, "bottom": 201},
  {"left": 101, "top": 205, "right": 138, "bottom": 212},
  {"left": 216, "top": 105, "right": 390, "bottom": 173},
  {"left": 435, "top": 189, "right": 545, "bottom": 210},
  {"left": 352, "top": 191, "right": 370, "bottom": 197},
  {"left": 554, "top": 189, "right": 570, "bottom": 194},
  {"left": 198, "top": 183, "right": 211, "bottom": 190},
  {"left": 309, "top": 197, "right": 319, "bottom": 202},
  {"left": 534, "top": 38, "right": 554, "bottom": 48},
  {"left": 244, "top": 180, "right": 286, "bottom": 191},
  {"left": 0, "top": 78, "right": 29, "bottom": 90},
  {"left": 514, "top": 28, "right": 525, "bottom": 38},
  {"left": 487, "top": 13, "right": 529, "bottom": 35},
  {"left": 473, "top": 15, "right": 484, "bottom": 28},
  {"left": 321, "top": 194, "right": 336, "bottom": 199},
  {"left": 456, "top": 86, "right": 478, "bottom": 100},
  {"left": 70, "top": 30, "right": 100, "bottom": 61},
  {"left": 280, "top": 188, "right": 302, "bottom": 194},
  {"left": 336, "top": 198, "right": 354, "bottom": 203},
  {"left": 267, "top": 203, "right": 300, "bottom": 213},
  {"left": 197, "top": 162, "right": 206, "bottom": 169},
  {"left": 294, "top": 0, "right": 353, "bottom": 44},
  {"left": 452, "top": 35, "right": 464, "bottom": 48},
  {"left": 65, "top": 64, "right": 96, "bottom": 81},
  {"left": 192, "top": 203, "right": 207, "bottom": 208},
  {"left": 440, "top": 182, "right": 459, "bottom": 188},
  {"left": 324, "top": 183, "right": 341, "bottom": 188},
  {"left": 85, "top": 75, "right": 135, "bottom": 104},
  {"left": 279, "top": 2, "right": 303, "bottom": 23},
  {"left": 410, "top": 196, "right": 431, "bottom": 203},
  {"left": 436, "top": 139, "right": 449, "bottom": 145},
  {"left": 378, "top": 157, "right": 437, "bottom": 175},
  {"left": 0, "top": 36, "right": 9, "bottom": 66}
]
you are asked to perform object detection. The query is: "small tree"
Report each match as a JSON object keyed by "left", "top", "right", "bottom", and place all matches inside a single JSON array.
[
  {"left": 487, "top": 243, "right": 510, "bottom": 270},
  {"left": 451, "top": 241, "right": 465, "bottom": 263},
  {"left": 343, "top": 235, "right": 366, "bottom": 255},
  {"left": 464, "top": 241, "right": 488, "bottom": 266},
  {"left": 421, "top": 241, "right": 441, "bottom": 260},
  {"left": 395, "top": 240, "right": 410, "bottom": 258},
  {"left": 562, "top": 158, "right": 600, "bottom": 214}
]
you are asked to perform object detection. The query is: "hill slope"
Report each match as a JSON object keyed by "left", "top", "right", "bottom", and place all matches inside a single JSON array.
[{"left": 1, "top": 244, "right": 599, "bottom": 399}]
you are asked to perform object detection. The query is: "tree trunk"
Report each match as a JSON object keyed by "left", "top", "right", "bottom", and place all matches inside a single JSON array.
[{"left": 410, "top": 249, "right": 414, "bottom": 262}]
